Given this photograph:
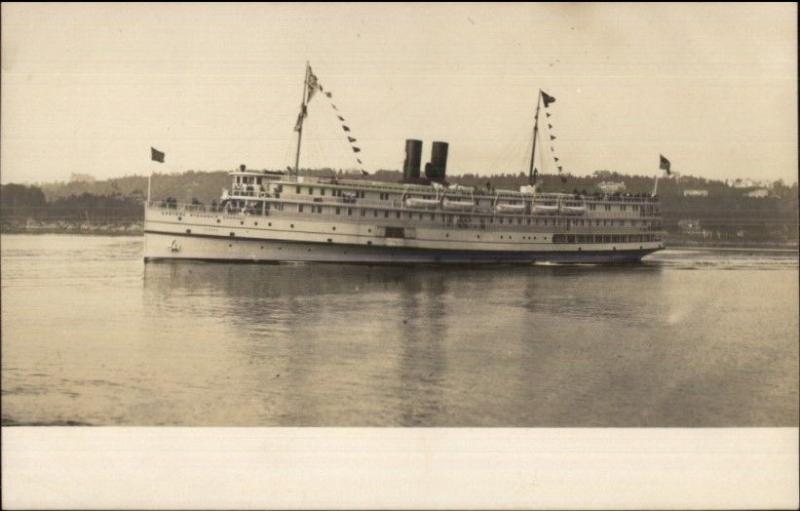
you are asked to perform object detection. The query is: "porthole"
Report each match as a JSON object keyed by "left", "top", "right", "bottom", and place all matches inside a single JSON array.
[
  {"left": 327, "top": 238, "right": 333, "bottom": 243},
  {"left": 186, "top": 229, "right": 191, "bottom": 234},
  {"left": 268, "top": 222, "right": 272, "bottom": 227},
  {"left": 254, "top": 222, "right": 258, "bottom": 226},
  {"left": 240, "top": 221, "right": 244, "bottom": 225},
  {"left": 216, "top": 219, "right": 221, "bottom": 223},
  {"left": 178, "top": 216, "right": 182, "bottom": 221},
  {"left": 290, "top": 224, "right": 294, "bottom": 228},
  {"left": 332, "top": 226, "right": 336, "bottom": 231},
  {"left": 367, "top": 241, "right": 372, "bottom": 245},
  {"left": 228, "top": 243, "right": 232, "bottom": 247}
]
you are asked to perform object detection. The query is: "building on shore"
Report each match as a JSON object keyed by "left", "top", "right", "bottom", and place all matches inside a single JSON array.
[
  {"left": 683, "top": 189, "right": 709, "bottom": 197},
  {"left": 597, "top": 181, "right": 626, "bottom": 194}
]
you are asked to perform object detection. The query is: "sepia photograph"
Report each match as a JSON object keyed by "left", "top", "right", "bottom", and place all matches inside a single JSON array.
[{"left": 1, "top": 2, "right": 798, "bottom": 509}]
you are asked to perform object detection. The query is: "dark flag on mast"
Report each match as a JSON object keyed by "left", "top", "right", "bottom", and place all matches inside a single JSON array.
[
  {"left": 151, "top": 147, "right": 165, "bottom": 163},
  {"left": 541, "top": 90, "right": 556, "bottom": 107},
  {"left": 659, "top": 154, "right": 671, "bottom": 175}
]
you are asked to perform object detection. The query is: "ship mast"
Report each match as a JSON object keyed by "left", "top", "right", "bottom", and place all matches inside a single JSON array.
[
  {"left": 293, "top": 62, "right": 311, "bottom": 177},
  {"left": 527, "top": 91, "right": 542, "bottom": 185}
]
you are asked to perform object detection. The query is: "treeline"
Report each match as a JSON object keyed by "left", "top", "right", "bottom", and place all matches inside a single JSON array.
[{"left": 1, "top": 186, "right": 142, "bottom": 224}]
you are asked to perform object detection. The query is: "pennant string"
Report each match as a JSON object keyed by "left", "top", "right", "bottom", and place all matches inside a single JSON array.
[{"left": 317, "top": 80, "right": 365, "bottom": 170}]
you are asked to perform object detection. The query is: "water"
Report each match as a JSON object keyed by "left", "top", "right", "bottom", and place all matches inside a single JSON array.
[{"left": 1, "top": 234, "right": 797, "bottom": 426}]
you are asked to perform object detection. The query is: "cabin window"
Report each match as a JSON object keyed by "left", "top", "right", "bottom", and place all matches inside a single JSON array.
[
  {"left": 360, "top": 209, "right": 366, "bottom": 216},
  {"left": 348, "top": 208, "right": 352, "bottom": 216},
  {"left": 308, "top": 187, "right": 313, "bottom": 195},
  {"left": 429, "top": 213, "right": 435, "bottom": 220},
  {"left": 336, "top": 207, "right": 340, "bottom": 215},
  {"left": 373, "top": 210, "right": 378, "bottom": 218},
  {"left": 605, "top": 204, "right": 611, "bottom": 211},
  {"left": 396, "top": 211, "right": 401, "bottom": 219},
  {"left": 298, "top": 205, "right": 304, "bottom": 213},
  {"left": 385, "top": 227, "right": 405, "bottom": 239},
  {"left": 384, "top": 210, "right": 389, "bottom": 218},
  {"left": 296, "top": 186, "right": 301, "bottom": 193},
  {"left": 256, "top": 178, "right": 262, "bottom": 185}
]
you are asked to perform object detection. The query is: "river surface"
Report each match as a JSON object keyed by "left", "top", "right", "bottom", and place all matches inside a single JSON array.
[{"left": 1, "top": 234, "right": 797, "bottom": 426}]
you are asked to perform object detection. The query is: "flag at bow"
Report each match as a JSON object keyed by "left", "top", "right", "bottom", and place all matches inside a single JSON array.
[
  {"left": 151, "top": 147, "right": 165, "bottom": 163},
  {"left": 659, "top": 154, "right": 671, "bottom": 175},
  {"left": 541, "top": 90, "right": 556, "bottom": 107}
]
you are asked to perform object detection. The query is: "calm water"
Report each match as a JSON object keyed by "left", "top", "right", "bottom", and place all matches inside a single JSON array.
[{"left": 1, "top": 234, "right": 797, "bottom": 426}]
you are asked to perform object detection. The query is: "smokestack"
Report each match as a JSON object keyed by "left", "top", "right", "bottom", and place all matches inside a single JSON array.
[
  {"left": 403, "top": 139, "right": 422, "bottom": 181},
  {"left": 425, "top": 141, "right": 449, "bottom": 182}
]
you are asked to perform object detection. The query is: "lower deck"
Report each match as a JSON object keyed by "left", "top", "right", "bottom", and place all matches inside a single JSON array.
[{"left": 144, "top": 232, "right": 662, "bottom": 265}]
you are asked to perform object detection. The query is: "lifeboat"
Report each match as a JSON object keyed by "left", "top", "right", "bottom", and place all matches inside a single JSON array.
[
  {"left": 562, "top": 205, "right": 586, "bottom": 214},
  {"left": 405, "top": 197, "right": 440, "bottom": 209},
  {"left": 494, "top": 203, "right": 526, "bottom": 213},
  {"left": 533, "top": 204, "right": 559, "bottom": 213},
  {"left": 442, "top": 198, "right": 475, "bottom": 210}
]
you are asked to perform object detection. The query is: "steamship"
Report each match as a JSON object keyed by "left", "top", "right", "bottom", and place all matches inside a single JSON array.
[{"left": 143, "top": 66, "right": 664, "bottom": 264}]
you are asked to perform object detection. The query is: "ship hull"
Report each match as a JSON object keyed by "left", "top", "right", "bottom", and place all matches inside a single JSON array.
[{"left": 144, "top": 230, "right": 661, "bottom": 264}]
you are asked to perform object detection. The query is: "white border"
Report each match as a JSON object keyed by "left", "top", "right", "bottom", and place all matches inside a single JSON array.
[{"left": 3, "top": 427, "right": 798, "bottom": 509}]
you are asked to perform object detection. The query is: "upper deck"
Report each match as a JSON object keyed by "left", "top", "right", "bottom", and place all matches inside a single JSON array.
[{"left": 222, "top": 170, "right": 661, "bottom": 216}]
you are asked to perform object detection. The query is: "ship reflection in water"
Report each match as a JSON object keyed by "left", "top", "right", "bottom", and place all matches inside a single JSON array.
[{"left": 1, "top": 235, "right": 797, "bottom": 426}]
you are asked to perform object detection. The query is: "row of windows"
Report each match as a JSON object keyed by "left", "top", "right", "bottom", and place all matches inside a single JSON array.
[
  {"left": 294, "top": 204, "right": 649, "bottom": 228},
  {"left": 552, "top": 233, "right": 659, "bottom": 244},
  {"left": 294, "top": 186, "right": 366, "bottom": 198},
  {"left": 235, "top": 176, "right": 264, "bottom": 185}
]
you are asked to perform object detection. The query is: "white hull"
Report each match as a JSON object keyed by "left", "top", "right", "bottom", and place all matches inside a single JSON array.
[{"left": 144, "top": 211, "right": 663, "bottom": 264}]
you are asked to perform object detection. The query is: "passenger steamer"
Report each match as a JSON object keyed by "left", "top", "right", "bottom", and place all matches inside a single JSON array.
[{"left": 144, "top": 66, "right": 664, "bottom": 264}]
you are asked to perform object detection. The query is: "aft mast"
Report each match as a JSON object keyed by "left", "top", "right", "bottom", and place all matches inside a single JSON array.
[
  {"left": 528, "top": 91, "right": 542, "bottom": 186},
  {"left": 293, "top": 62, "right": 311, "bottom": 177}
]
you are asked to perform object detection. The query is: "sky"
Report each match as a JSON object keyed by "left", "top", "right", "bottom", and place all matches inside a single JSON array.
[{"left": 1, "top": 3, "right": 797, "bottom": 184}]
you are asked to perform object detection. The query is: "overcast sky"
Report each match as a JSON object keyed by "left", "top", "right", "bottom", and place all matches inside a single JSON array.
[{"left": 1, "top": 3, "right": 796, "bottom": 184}]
